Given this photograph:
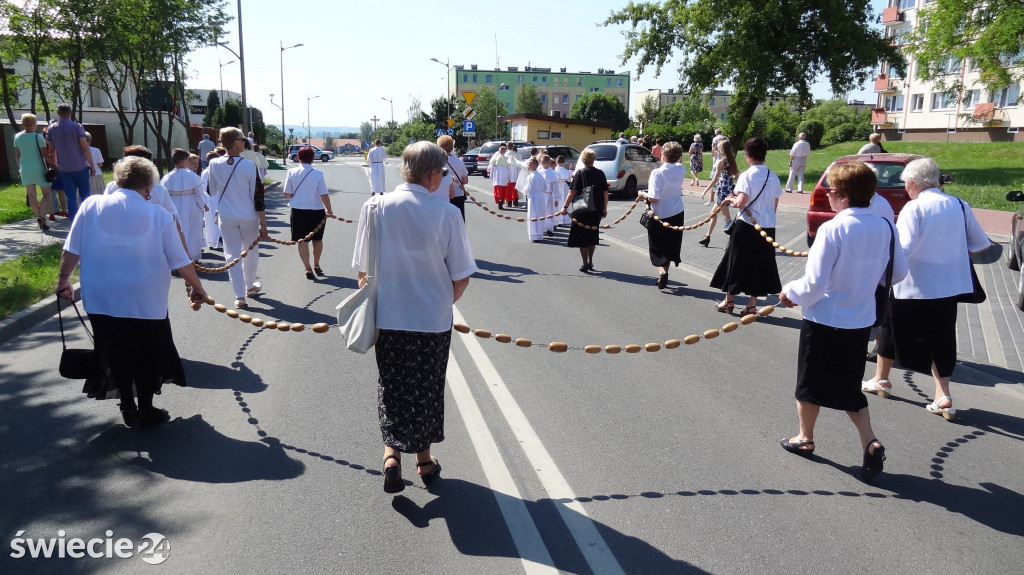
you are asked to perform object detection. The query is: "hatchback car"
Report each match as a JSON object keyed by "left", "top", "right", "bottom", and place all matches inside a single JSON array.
[
  {"left": 580, "top": 141, "right": 659, "bottom": 197},
  {"left": 461, "top": 147, "right": 481, "bottom": 174},
  {"left": 1005, "top": 189, "right": 1024, "bottom": 311},
  {"left": 288, "top": 144, "right": 334, "bottom": 162},
  {"left": 806, "top": 153, "right": 923, "bottom": 246},
  {"left": 533, "top": 145, "right": 580, "bottom": 171},
  {"left": 477, "top": 140, "right": 533, "bottom": 178}
]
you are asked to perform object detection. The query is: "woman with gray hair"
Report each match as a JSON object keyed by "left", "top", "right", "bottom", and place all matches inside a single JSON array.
[
  {"left": 351, "top": 141, "right": 476, "bottom": 493},
  {"left": 862, "top": 157, "right": 990, "bottom": 420},
  {"left": 56, "top": 156, "right": 209, "bottom": 429}
]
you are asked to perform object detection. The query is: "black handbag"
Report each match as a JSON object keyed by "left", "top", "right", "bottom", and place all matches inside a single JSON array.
[
  {"left": 639, "top": 211, "right": 651, "bottom": 228},
  {"left": 955, "top": 199, "right": 986, "bottom": 304},
  {"left": 58, "top": 299, "right": 99, "bottom": 380},
  {"left": 36, "top": 137, "right": 59, "bottom": 183},
  {"left": 569, "top": 170, "right": 596, "bottom": 217},
  {"left": 874, "top": 220, "right": 895, "bottom": 327}
]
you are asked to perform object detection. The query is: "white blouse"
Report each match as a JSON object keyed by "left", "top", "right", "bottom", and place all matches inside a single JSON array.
[
  {"left": 351, "top": 183, "right": 476, "bottom": 332},
  {"left": 64, "top": 190, "right": 191, "bottom": 319},
  {"left": 445, "top": 153, "right": 468, "bottom": 198},
  {"left": 284, "top": 164, "right": 329, "bottom": 210},
  {"left": 734, "top": 164, "right": 783, "bottom": 228},
  {"left": 782, "top": 208, "right": 908, "bottom": 329},
  {"left": 893, "top": 189, "right": 991, "bottom": 300},
  {"left": 869, "top": 192, "right": 895, "bottom": 222},
  {"left": 647, "top": 162, "right": 686, "bottom": 218},
  {"left": 208, "top": 156, "right": 258, "bottom": 221},
  {"left": 104, "top": 180, "right": 178, "bottom": 221}
]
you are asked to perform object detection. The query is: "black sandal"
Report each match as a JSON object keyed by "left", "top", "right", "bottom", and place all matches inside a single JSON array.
[
  {"left": 304, "top": 269, "right": 314, "bottom": 280},
  {"left": 416, "top": 457, "right": 441, "bottom": 486},
  {"left": 780, "top": 438, "right": 815, "bottom": 457},
  {"left": 861, "top": 440, "right": 885, "bottom": 480},
  {"left": 313, "top": 265, "right": 325, "bottom": 276},
  {"left": 383, "top": 455, "right": 404, "bottom": 493}
]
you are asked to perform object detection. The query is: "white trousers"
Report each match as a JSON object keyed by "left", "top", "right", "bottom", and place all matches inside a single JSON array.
[
  {"left": 220, "top": 217, "right": 260, "bottom": 298},
  {"left": 786, "top": 158, "right": 807, "bottom": 192},
  {"left": 204, "top": 195, "right": 221, "bottom": 247}
]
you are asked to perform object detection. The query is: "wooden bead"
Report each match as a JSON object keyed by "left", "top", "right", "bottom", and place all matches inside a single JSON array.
[
  {"left": 515, "top": 338, "right": 532, "bottom": 347},
  {"left": 644, "top": 343, "right": 661, "bottom": 352},
  {"left": 453, "top": 323, "right": 471, "bottom": 334},
  {"left": 504, "top": 216, "right": 512, "bottom": 220},
  {"left": 759, "top": 305, "right": 776, "bottom": 316},
  {"left": 624, "top": 209, "right": 633, "bottom": 215},
  {"left": 291, "top": 323, "right": 305, "bottom": 332},
  {"left": 191, "top": 302, "right": 201, "bottom": 311},
  {"left": 517, "top": 218, "right": 525, "bottom": 222},
  {"left": 474, "top": 329, "right": 492, "bottom": 339},
  {"left": 231, "top": 258, "right": 240, "bottom": 264},
  {"left": 664, "top": 339, "right": 681, "bottom": 349},
  {"left": 785, "top": 249, "right": 795, "bottom": 255},
  {"left": 760, "top": 231, "right": 768, "bottom": 237},
  {"left": 625, "top": 344, "right": 642, "bottom": 353},
  {"left": 703, "top": 329, "right": 720, "bottom": 339},
  {"left": 214, "top": 304, "right": 227, "bottom": 313},
  {"left": 251, "top": 318, "right": 265, "bottom": 327},
  {"left": 277, "top": 322, "right": 291, "bottom": 331},
  {"left": 604, "top": 345, "right": 621, "bottom": 354},
  {"left": 345, "top": 219, "right": 352, "bottom": 224},
  {"left": 226, "top": 309, "right": 239, "bottom": 318},
  {"left": 494, "top": 334, "right": 512, "bottom": 343},
  {"left": 312, "top": 322, "right": 329, "bottom": 333},
  {"left": 765, "top": 236, "right": 774, "bottom": 243},
  {"left": 653, "top": 215, "right": 661, "bottom": 222},
  {"left": 239, "top": 250, "right": 248, "bottom": 258},
  {"left": 722, "top": 322, "right": 739, "bottom": 333},
  {"left": 264, "top": 321, "right": 278, "bottom": 330},
  {"left": 683, "top": 335, "right": 700, "bottom": 345},
  {"left": 754, "top": 224, "right": 763, "bottom": 231},
  {"left": 662, "top": 222, "right": 670, "bottom": 228},
  {"left": 238, "top": 314, "right": 252, "bottom": 323},
  {"left": 584, "top": 345, "right": 602, "bottom": 354},
  {"left": 739, "top": 315, "right": 756, "bottom": 325},
  {"left": 548, "top": 342, "right": 569, "bottom": 353},
  {"left": 772, "top": 242, "right": 781, "bottom": 248},
  {"left": 204, "top": 295, "right": 215, "bottom": 305}
]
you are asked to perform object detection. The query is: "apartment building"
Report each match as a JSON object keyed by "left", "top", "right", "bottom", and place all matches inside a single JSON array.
[
  {"left": 449, "top": 65, "right": 630, "bottom": 119},
  {"left": 873, "top": 0, "right": 1022, "bottom": 142},
  {"left": 634, "top": 89, "right": 734, "bottom": 121}
]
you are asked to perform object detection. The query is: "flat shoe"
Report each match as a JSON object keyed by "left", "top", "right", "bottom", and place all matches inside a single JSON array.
[
  {"left": 417, "top": 457, "right": 441, "bottom": 486},
  {"left": 862, "top": 440, "right": 885, "bottom": 480},
  {"left": 383, "top": 455, "right": 405, "bottom": 493},
  {"left": 926, "top": 396, "right": 957, "bottom": 421},
  {"left": 246, "top": 281, "right": 262, "bottom": 297},
  {"left": 861, "top": 379, "right": 891, "bottom": 398},
  {"left": 657, "top": 272, "right": 668, "bottom": 289},
  {"left": 780, "top": 438, "right": 815, "bottom": 457},
  {"left": 234, "top": 298, "right": 247, "bottom": 309},
  {"left": 305, "top": 269, "right": 314, "bottom": 280},
  {"left": 715, "top": 301, "right": 735, "bottom": 314}
]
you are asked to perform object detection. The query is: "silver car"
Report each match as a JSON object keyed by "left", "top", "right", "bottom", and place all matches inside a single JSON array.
[{"left": 581, "top": 141, "right": 659, "bottom": 197}]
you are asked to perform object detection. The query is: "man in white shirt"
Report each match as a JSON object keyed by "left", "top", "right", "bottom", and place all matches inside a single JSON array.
[
  {"left": 197, "top": 134, "right": 216, "bottom": 169},
  {"left": 437, "top": 135, "right": 469, "bottom": 219},
  {"left": 786, "top": 133, "right": 812, "bottom": 193},
  {"left": 366, "top": 139, "right": 387, "bottom": 194},
  {"left": 616, "top": 132, "right": 628, "bottom": 144}
]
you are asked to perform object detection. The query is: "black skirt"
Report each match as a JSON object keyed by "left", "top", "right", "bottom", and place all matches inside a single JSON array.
[
  {"left": 795, "top": 319, "right": 871, "bottom": 411},
  {"left": 710, "top": 219, "right": 781, "bottom": 296},
  {"left": 290, "top": 208, "right": 327, "bottom": 242},
  {"left": 567, "top": 212, "right": 601, "bottom": 248},
  {"left": 83, "top": 314, "right": 186, "bottom": 400},
  {"left": 375, "top": 328, "right": 452, "bottom": 453},
  {"left": 889, "top": 296, "right": 959, "bottom": 377},
  {"left": 647, "top": 210, "right": 685, "bottom": 267}
]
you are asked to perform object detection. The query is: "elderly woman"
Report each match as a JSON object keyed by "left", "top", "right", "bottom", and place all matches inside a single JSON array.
[
  {"left": 56, "top": 156, "right": 208, "bottom": 429},
  {"left": 284, "top": 146, "right": 333, "bottom": 279},
  {"left": 352, "top": 141, "right": 476, "bottom": 494},
  {"left": 688, "top": 134, "right": 704, "bottom": 186},
  {"left": 12, "top": 113, "right": 53, "bottom": 231},
  {"left": 710, "top": 138, "right": 784, "bottom": 314},
  {"left": 778, "top": 162, "right": 908, "bottom": 479},
  {"left": 858, "top": 133, "right": 886, "bottom": 155},
  {"left": 637, "top": 141, "right": 687, "bottom": 289},
  {"left": 559, "top": 148, "right": 610, "bottom": 273},
  {"left": 862, "top": 157, "right": 990, "bottom": 420}
]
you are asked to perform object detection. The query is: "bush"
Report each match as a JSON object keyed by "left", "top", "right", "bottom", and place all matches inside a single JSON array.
[
  {"left": 821, "top": 123, "right": 857, "bottom": 147},
  {"left": 797, "top": 120, "right": 824, "bottom": 149},
  {"left": 386, "top": 140, "right": 406, "bottom": 157},
  {"left": 763, "top": 121, "right": 792, "bottom": 150}
]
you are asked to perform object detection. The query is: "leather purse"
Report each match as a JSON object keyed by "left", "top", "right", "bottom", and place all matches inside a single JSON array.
[
  {"left": 569, "top": 170, "right": 596, "bottom": 217},
  {"left": 874, "top": 220, "right": 895, "bottom": 327},
  {"left": 36, "top": 137, "right": 59, "bottom": 183},
  {"left": 955, "top": 199, "right": 986, "bottom": 304},
  {"left": 639, "top": 210, "right": 651, "bottom": 229},
  {"left": 58, "top": 299, "right": 99, "bottom": 380},
  {"left": 336, "top": 201, "right": 379, "bottom": 353}
]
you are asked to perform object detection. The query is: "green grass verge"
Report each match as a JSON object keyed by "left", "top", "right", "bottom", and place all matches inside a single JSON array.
[
  {"left": 0, "top": 243, "right": 74, "bottom": 321},
  {"left": 0, "top": 173, "right": 116, "bottom": 225},
  {"left": 758, "top": 141, "right": 1024, "bottom": 212}
]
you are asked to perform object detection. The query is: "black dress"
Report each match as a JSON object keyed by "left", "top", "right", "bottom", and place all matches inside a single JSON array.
[
  {"left": 647, "top": 210, "right": 685, "bottom": 267},
  {"left": 566, "top": 166, "right": 608, "bottom": 248},
  {"left": 710, "top": 219, "right": 782, "bottom": 296},
  {"left": 795, "top": 319, "right": 871, "bottom": 411}
]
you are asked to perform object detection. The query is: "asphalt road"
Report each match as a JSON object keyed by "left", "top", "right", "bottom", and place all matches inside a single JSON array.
[{"left": 1, "top": 157, "right": 1022, "bottom": 574}]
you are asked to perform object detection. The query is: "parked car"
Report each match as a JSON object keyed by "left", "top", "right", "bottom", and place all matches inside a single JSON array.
[
  {"left": 806, "top": 153, "right": 924, "bottom": 246},
  {"left": 461, "top": 147, "right": 481, "bottom": 174},
  {"left": 579, "top": 140, "right": 659, "bottom": 198},
  {"left": 533, "top": 145, "right": 581, "bottom": 171},
  {"left": 1006, "top": 189, "right": 1024, "bottom": 311},
  {"left": 288, "top": 144, "right": 334, "bottom": 162},
  {"left": 477, "top": 140, "right": 533, "bottom": 178}
]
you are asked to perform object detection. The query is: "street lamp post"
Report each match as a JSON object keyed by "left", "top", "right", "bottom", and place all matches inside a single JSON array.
[
  {"left": 497, "top": 83, "right": 508, "bottom": 140},
  {"left": 218, "top": 59, "right": 235, "bottom": 109},
  {"left": 269, "top": 94, "right": 283, "bottom": 154},
  {"left": 306, "top": 95, "right": 320, "bottom": 144},
  {"left": 381, "top": 97, "right": 393, "bottom": 124},
  {"left": 279, "top": 41, "right": 304, "bottom": 163},
  {"left": 234, "top": 0, "right": 249, "bottom": 136},
  {"left": 429, "top": 57, "right": 452, "bottom": 123}
]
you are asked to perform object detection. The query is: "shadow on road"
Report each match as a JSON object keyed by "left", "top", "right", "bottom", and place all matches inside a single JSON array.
[{"left": 473, "top": 259, "right": 538, "bottom": 283}]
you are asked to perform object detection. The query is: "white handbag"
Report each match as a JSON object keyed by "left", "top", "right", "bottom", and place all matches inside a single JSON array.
[{"left": 336, "top": 202, "right": 379, "bottom": 353}]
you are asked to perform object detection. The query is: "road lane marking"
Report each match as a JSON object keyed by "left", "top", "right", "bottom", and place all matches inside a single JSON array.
[
  {"left": 452, "top": 306, "right": 626, "bottom": 575},
  {"left": 446, "top": 354, "right": 558, "bottom": 575},
  {"left": 975, "top": 264, "right": 1006, "bottom": 368}
]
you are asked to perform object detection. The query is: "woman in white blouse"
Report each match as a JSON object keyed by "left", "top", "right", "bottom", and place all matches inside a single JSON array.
[
  {"left": 779, "top": 162, "right": 908, "bottom": 479},
  {"left": 351, "top": 141, "right": 476, "bottom": 494},
  {"left": 56, "top": 156, "right": 209, "bottom": 429},
  {"left": 862, "top": 157, "right": 990, "bottom": 420},
  {"left": 637, "top": 141, "right": 687, "bottom": 289},
  {"left": 284, "top": 147, "right": 333, "bottom": 279}
]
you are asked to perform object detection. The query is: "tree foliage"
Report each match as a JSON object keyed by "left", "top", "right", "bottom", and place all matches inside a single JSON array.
[
  {"left": 569, "top": 93, "right": 630, "bottom": 131},
  {"left": 605, "top": 0, "right": 899, "bottom": 143},
  {"left": 360, "top": 121, "right": 373, "bottom": 145},
  {"left": 515, "top": 84, "right": 543, "bottom": 114},
  {"left": 203, "top": 90, "right": 221, "bottom": 127}
]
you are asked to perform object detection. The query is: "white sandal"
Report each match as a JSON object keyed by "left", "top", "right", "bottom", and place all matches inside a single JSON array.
[
  {"left": 861, "top": 379, "right": 892, "bottom": 398},
  {"left": 926, "top": 396, "right": 957, "bottom": 421}
]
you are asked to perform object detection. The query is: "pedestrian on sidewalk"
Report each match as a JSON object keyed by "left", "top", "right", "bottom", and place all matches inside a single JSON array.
[
  {"left": 351, "top": 141, "right": 476, "bottom": 493},
  {"left": 638, "top": 141, "right": 686, "bottom": 289},
  {"left": 12, "top": 113, "right": 52, "bottom": 231},
  {"left": 698, "top": 139, "right": 738, "bottom": 247},
  {"left": 688, "top": 134, "right": 704, "bottom": 186},
  {"left": 284, "top": 146, "right": 333, "bottom": 279},
  {"left": 778, "top": 161, "right": 907, "bottom": 480},
  {"left": 56, "top": 155, "right": 209, "bottom": 429},
  {"left": 85, "top": 132, "right": 105, "bottom": 196},
  {"left": 46, "top": 104, "right": 98, "bottom": 221},
  {"left": 367, "top": 139, "right": 387, "bottom": 195},
  {"left": 197, "top": 133, "right": 215, "bottom": 170},
  {"left": 785, "top": 132, "right": 811, "bottom": 193},
  {"left": 559, "top": 148, "right": 609, "bottom": 273}
]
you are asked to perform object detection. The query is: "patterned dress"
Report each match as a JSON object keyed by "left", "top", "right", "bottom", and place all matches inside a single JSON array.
[
  {"left": 714, "top": 161, "right": 734, "bottom": 205},
  {"left": 689, "top": 142, "right": 704, "bottom": 174}
]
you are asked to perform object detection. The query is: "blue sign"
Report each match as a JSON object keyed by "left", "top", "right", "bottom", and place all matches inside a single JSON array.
[
  {"left": 463, "top": 120, "right": 476, "bottom": 132},
  {"left": 435, "top": 129, "right": 445, "bottom": 138}
]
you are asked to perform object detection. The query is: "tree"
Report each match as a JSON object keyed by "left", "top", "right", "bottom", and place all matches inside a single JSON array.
[
  {"left": 264, "top": 124, "right": 284, "bottom": 154},
  {"left": 515, "top": 84, "right": 543, "bottom": 114},
  {"left": 636, "top": 93, "right": 661, "bottom": 126},
  {"left": 908, "top": 1, "right": 1024, "bottom": 95},
  {"left": 360, "top": 121, "right": 373, "bottom": 145},
  {"left": 605, "top": 1, "right": 900, "bottom": 143},
  {"left": 407, "top": 96, "right": 424, "bottom": 122},
  {"left": 221, "top": 98, "right": 243, "bottom": 128},
  {"left": 570, "top": 93, "right": 630, "bottom": 131},
  {"left": 470, "top": 87, "right": 500, "bottom": 142},
  {"left": 324, "top": 135, "right": 334, "bottom": 149},
  {"left": 203, "top": 90, "right": 221, "bottom": 127}
]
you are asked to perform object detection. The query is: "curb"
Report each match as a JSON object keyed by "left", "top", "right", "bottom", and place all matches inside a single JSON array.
[{"left": 0, "top": 283, "right": 81, "bottom": 345}]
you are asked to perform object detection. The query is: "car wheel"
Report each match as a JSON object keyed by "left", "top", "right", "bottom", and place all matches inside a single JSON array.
[
  {"left": 321, "top": 155, "right": 329, "bottom": 162},
  {"left": 623, "top": 176, "right": 637, "bottom": 199},
  {"left": 1008, "top": 237, "right": 1020, "bottom": 271}
]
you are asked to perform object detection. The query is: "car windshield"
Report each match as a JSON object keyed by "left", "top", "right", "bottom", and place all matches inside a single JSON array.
[
  {"left": 480, "top": 142, "right": 502, "bottom": 154},
  {"left": 823, "top": 162, "right": 908, "bottom": 190},
  {"left": 588, "top": 144, "right": 617, "bottom": 161}
]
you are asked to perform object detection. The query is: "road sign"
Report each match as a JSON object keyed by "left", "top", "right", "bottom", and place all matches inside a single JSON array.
[
  {"left": 463, "top": 106, "right": 476, "bottom": 121},
  {"left": 464, "top": 131, "right": 476, "bottom": 138},
  {"left": 462, "top": 91, "right": 476, "bottom": 106},
  {"left": 463, "top": 120, "right": 476, "bottom": 133},
  {"left": 446, "top": 118, "right": 455, "bottom": 129},
  {"left": 435, "top": 129, "right": 445, "bottom": 138},
  {"left": 447, "top": 128, "right": 454, "bottom": 136}
]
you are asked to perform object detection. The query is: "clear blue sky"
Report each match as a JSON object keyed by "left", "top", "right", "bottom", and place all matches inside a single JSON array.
[{"left": 188, "top": 0, "right": 888, "bottom": 128}]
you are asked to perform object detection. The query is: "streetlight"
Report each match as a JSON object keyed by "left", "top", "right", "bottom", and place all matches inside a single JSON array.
[
  {"left": 217, "top": 1, "right": 250, "bottom": 136},
  {"left": 381, "top": 97, "right": 393, "bottom": 124},
  {"left": 279, "top": 41, "right": 304, "bottom": 163},
  {"left": 306, "top": 95, "right": 320, "bottom": 144},
  {"left": 218, "top": 59, "right": 235, "bottom": 109},
  {"left": 497, "top": 83, "right": 508, "bottom": 140},
  {"left": 429, "top": 57, "right": 452, "bottom": 122}
]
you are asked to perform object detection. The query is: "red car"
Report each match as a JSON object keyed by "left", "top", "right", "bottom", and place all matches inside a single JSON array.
[{"left": 806, "top": 153, "right": 923, "bottom": 246}]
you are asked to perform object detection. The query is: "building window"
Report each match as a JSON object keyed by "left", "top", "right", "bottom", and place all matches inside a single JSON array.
[
  {"left": 485, "top": 74, "right": 493, "bottom": 84},
  {"left": 616, "top": 78, "right": 623, "bottom": 88},
  {"left": 532, "top": 76, "right": 538, "bottom": 85},
  {"left": 962, "top": 89, "right": 981, "bottom": 107},
  {"left": 576, "top": 78, "right": 583, "bottom": 87},
  {"left": 541, "top": 76, "right": 547, "bottom": 86},
  {"left": 590, "top": 87, "right": 600, "bottom": 93},
  {"left": 500, "top": 84, "right": 510, "bottom": 91},
  {"left": 550, "top": 131, "right": 562, "bottom": 140},
  {"left": 537, "top": 130, "right": 550, "bottom": 139},
  {"left": 575, "top": 95, "right": 582, "bottom": 101},
  {"left": 709, "top": 97, "right": 715, "bottom": 106},
  {"left": 966, "top": 58, "right": 980, "bottom": 72},
  {"left": 884, "top": 94, "right": 904, "bottom": 112},
  {"left": 992, "top": 84, "right": 1020, "bottom": 107},
  {"left": 472, "top": 73, "right": 477, "bottom": 83},
  {"left": 462, "top": 74, "right": 468, "bottom": 82},
  {"left": 540, "top": 94, "right": 547, "bottom": 103},
  {"left": 931, "top": 92, "right": 956, "bottom": 110},
  {"left": 554, "top": 77, "right": 560, "bottom": 86},
  {"left": 671, "top": 96, "right": 677, "bottom": 103},
  {"left": 518, "top": 75, "right": 524, "bottom": 85},
  {"left": 940, "top": 55, "right": 960, "bottom": 74},
  {"left": 897, "top": 0, "right": 915, "bottom": 9},
  {"left": 719, "top": 112, "right": 726, "bottom": 121},
  {"left": 562, "top": 95, "right": 568, "bottom": 104},
  {"left": 910, "top": 93, "right": 924, "bottom": 111},
  {"left": 889, "top": 64, "right": 901, "bottom": 79},
  {"left": 606, "top": 78, "right": 612, "bottom": 87}
]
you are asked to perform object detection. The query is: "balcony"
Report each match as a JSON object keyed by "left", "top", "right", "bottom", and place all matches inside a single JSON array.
[
  {"left": 874, "top": 74, "right": 893, "bottom": 92},
  {"left": 974, "top": 103, "right": 1008, "bottom": 125},
  {"left": 871, "top": 108, "right": 890, "bottom": 125},
  {"left": 882, "top": 6, "right": 904, "bottom": 24}
]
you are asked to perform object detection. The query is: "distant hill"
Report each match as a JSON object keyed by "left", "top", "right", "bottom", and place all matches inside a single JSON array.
[{"left": 282, "top": 125, "right": 361, "bottom": 138}]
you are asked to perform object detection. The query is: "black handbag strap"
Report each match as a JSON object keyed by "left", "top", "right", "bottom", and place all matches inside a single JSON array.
[
  {"left": 882, "top": 219, "right": 895, "bottom": 288},
  {"left": 956, "top": 198, "right": 972, "bottom": 250},
  {"left": 738, "top": 172, "right": 770, "bottom": 220},
  {"left": 292, "top": 166, "right": 314, "bottom": 194},
  {"left": 35, "top": 133, "right": 48, "bottom": 166},
  {"left": 57, "top": 298, "right": 93, "bottom": 350}
]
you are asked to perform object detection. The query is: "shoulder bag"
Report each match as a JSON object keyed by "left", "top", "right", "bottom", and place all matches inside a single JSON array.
[
  {"left": 724, "top": 173, "right": 769, "bottom": 236},
  {"left": 874, "top": 220, "right": 895, "bottom": 327},
  {"left": 955, "top": 199, "right": 986, "bottom": 304},
  {"left": 336, "top": 201, "right": 379, "bottom": 353},
  {"left": 58, "top": 298, "right": 99, "bottom": 380},
  {"left": 569, "top": 169, "right": 596, "bottom": 217},
  {"left": 36, "top": 135, "right": 59, "bottom": 183}
]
